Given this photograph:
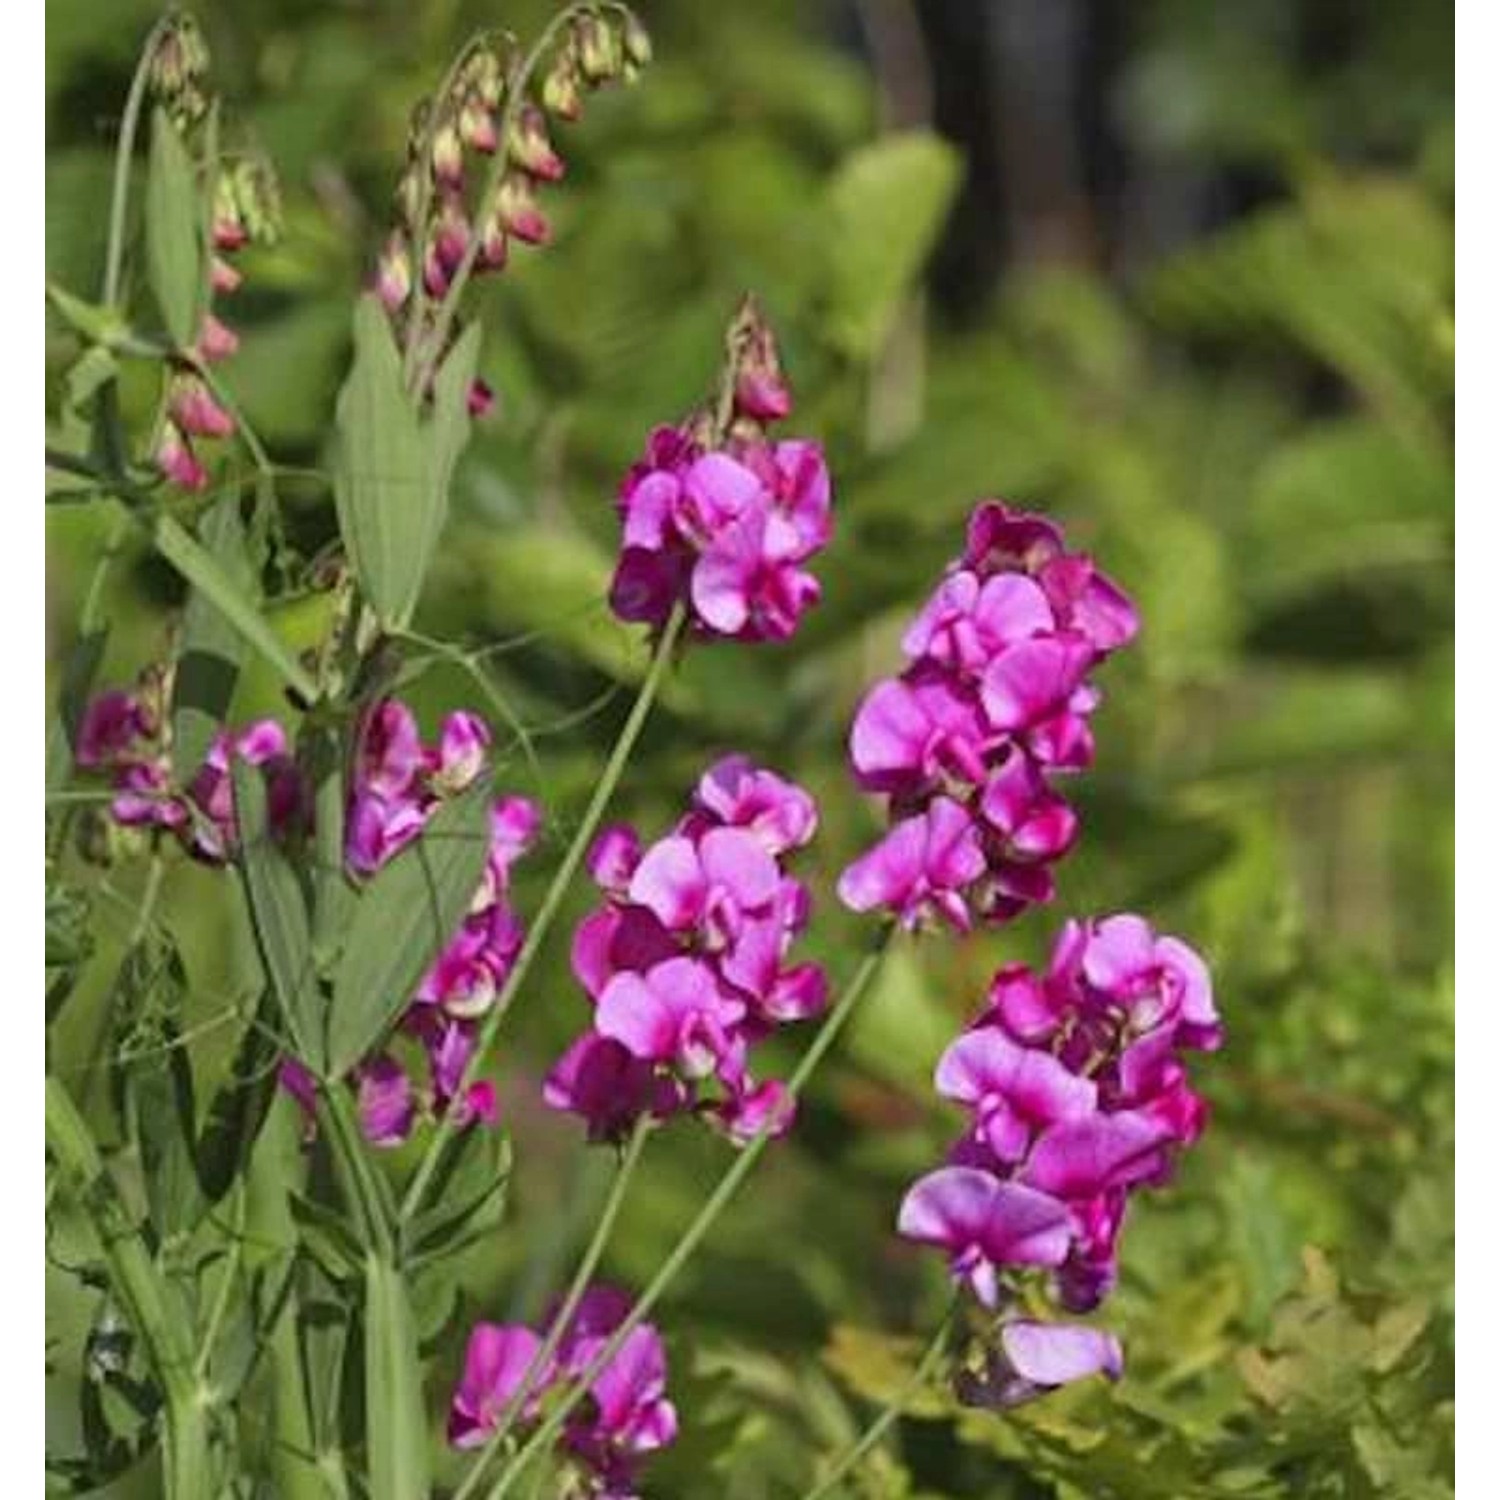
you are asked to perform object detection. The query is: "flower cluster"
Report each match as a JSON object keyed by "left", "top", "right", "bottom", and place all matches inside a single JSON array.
[
  {"left": 75, "top": 669, "right": 301, "bottom": 864},
  {"left": 838, "top": 501, "right": 1137, "bottom": 932},
  {"left": 156, "top": 156, "right": 282, "bottom": 491},
  {"left": 378, "top": 10, "right": 650, "bottom": 414},
  {"left": 545, "top": 756, "right": 826, "bottom": 1144},
  {"left": 898, "top": 914, "right": 1219, "bottom": 1404},
  {"left": 292, "top": 698, "right": 541, "bottom": 1147},
  {"left": 607, "top": 306, "right": 833, "bottom": 644},
  {"left": 450, "top": 1286, "right": 675, "bottom": 1499}
]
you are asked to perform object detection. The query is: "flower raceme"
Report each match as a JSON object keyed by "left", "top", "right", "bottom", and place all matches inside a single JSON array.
[
  {"left": 607, "top": 302, "right": 833, "bottom": 644},
  {"left": 545, "top": 756, "right": 827, "bottom": 1144},
  {"left": 897, "top": 914, "right": 1219, "bottom": 1404},
  {"left": 77, "top": 683, "right": 538, "bottom": 1148},
  {"left": 838, "top": 500, "right": 1137, "bottom": 933},
  {"left": 450, "top": 1286, "right": 675, "bottom": 1499}
]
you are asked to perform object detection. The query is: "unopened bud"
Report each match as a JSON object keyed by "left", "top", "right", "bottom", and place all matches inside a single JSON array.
[
  {"left": 496, "top": 173, "right": 551, "bottom": 245},
  {"left": 375, "top": 233, "right": 412, "bottom": 313},
  {"left": 476, "top": 211, "right": 509, "bottom": 272},
  {"left": 542, "top": 58, "right": 583, "bottom": 120},
  {"left": 210, "top": 256, "right": 242, "bottom": 295},
  {"left": 459, "top": 94, "right": 498, "bottom": 153},
  {"left": 507, "top": 104, "right": 564, "bottom": 182},
  {"left": 156, "top": 419, "right": 208, "bottom": 492},
  {"left": 395, "top": 166, "right": 424, "bottom": 229},
  {"left": 212, "top": 173, "right": 247, "bottom": 252},
  {"left": 233, "top": 158, "right": 283, "bottom": 245},
  {"left": 431, "top": 117, "right": 465, "bottom": 189},
  {"left": 461, "top": 45, "right": 508, "bottom": 110},
  {"left": 729, "top": 295, "right": 792, "bottom": 423},
  {"left": 196, "top": 313, "right": 239, "bottom": 363},
  {"left": 621, "top": 13, "right": 653, "bottom": 68},
  {"left": 432, "top": 197, "right": 471, "bottom": 272},
  {"left": 147, "top": 15, "right": 210, "bottom": 102},
  {"left": 467, "top": 378, "right": 496, "bottom": 418},
  {"left": 576, "top": 15, "right": 620, "bottom": 83},
  {"left": 169, "top": 373, "right": 235, "bottom": 439}
]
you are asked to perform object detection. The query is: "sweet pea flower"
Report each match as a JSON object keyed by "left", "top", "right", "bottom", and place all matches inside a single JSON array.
[
  {"left": 898, "top": 1167, "right": 1073, "bottom": 1306},
  {"left": 956, "top": 1321, "right": 1123, "bottom": 1409},
  {"left": 448, "top": 1323, "right": 547, "bottom": 1448},
  {"left": 836, "top": 797, "right": 986, "bottom": 932},
  {"left": 595, "top": 957, "right": 746, "bottom": 1083}
]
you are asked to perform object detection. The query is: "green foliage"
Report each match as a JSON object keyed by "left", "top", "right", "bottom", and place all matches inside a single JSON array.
[{"left": 44, "top": 1, "right": 1452, "bottom": 1497}]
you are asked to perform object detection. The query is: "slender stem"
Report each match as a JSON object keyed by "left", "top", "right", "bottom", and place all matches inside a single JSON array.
[
  {"left": 319, "top": 1081, "right": 395, "bottom": 1259},
  {"left": 103, "top": 18, "right": 168, "bottom": 308},
  {"left": 194, "top": 1185, "right": 246, "bottom": 1384},
  {"left": 46, "top": 1075, "right": 211, "bottom": 1497},
  {"left": 452, "top": 1116, "right": 654, "bottom": 1500},
  {"left": 800, "top": 1301, "right": 957, "bottom": 1500},
  {"left": 399, "top": 605, "right": 686, "bottom": 1228},
  {"left": 486, "top": 925, "right": 897, "bottom": 1499}
]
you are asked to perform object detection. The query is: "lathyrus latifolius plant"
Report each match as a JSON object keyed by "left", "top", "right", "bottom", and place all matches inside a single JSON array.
[{"left": 44, "top": 8, "right": 1214, "bottom": 1498}]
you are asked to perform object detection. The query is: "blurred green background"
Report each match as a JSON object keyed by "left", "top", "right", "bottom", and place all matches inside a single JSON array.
[{"left": 46, "top": 1, "right": 1453, "bottom": 1495}]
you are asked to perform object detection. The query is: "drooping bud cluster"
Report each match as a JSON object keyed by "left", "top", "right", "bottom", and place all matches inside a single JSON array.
[
  {"left": 450, "top": 1286, "right": 676, "bottom": 1498},
  {"left": 898, "top": 915, "right": 1219, "bottom": 1405},
  {"left": 837, "top": 501, "right": 1137, "bottom": 932},
  {"left": 380, "top": 6, "right": 650, "bottom": 413},
  {"left": 145, "top": 12, "right": 211, "bottom": 127},
  {"left": 608, "top": 299, "right": 833, "bottom": 643},
  {"left": 75, "top": 671, "right": 301, "bottom": 863},
  {"left": 155, "top": 150, "right": 283, "bottom": 490},
  {"left": 545, "top": 756, "right": 827, "bottom": 1145}
]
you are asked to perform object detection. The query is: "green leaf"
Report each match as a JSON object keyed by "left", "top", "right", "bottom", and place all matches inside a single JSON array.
[
  {"left": 144, "top": 107, "right": 203, "bottom": 348},
  {"left": 233, "top": 759, "right": 325, "bottom": 1072},
  {"left": 172, "top": 491, "right": 253, "bottom": 778},
  {"left": 194, "top": 990, "right": 280, "bottom": 1206},
  {"left": 46, "top": 874, "right": 94, "bottom": 1023},
  {"left": 288, "top": 1193, "right": 363, "bottom": 1284},
  {"left": 363, "top": 1255, "right": 431, "bottom": 1500},
  {"left": 332, "top": 297, "right": 479, "bottom": 629},
  {"left": 326, "top": 781, "right": 490, "bottom": 1078},
  {"left": 821, "top": 131, "right": 960, "bottom": 359},
  {"left": 406, "top": 1131, "right": 511, "bottom": 1270},
  {"left": 155, "top": 514, "right": 318, "bottom": 702}
]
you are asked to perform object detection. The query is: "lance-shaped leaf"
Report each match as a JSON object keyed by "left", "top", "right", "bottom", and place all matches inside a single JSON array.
[
  {"left": 326, "top": 780, "right": 490, "bottom": 1078},
  {"left": 145, "top": 107, "right": 204, "bottom": 349},
  {"left": 194, "top": 989, "right": 280, "bottom": 1206},
  {"left": 332, "top": 297, "right": 479, "bottom": 630},
  {"left": 233, "top": 759, "right": 325, "bottom": 1073},
  {"left": 364, "top": 1254, "right": 431, "bottom": 1500},
  {"left": 172, "top": 491, "right": 254, "bottom": 779}
]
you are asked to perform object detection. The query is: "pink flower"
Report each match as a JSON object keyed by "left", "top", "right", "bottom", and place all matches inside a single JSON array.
[
  {"left": 957, "top": 1320, "right": 1123, "bottom": 1409},
  {"left": 836, "top": 797, "right": 986, "bottom": 932}
]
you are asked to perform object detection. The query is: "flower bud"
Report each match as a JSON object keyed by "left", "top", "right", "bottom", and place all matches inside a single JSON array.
[
  {"left": 467, "top": 378, "right": 496, "bottom": 418},
  {"left": 463, "top": 45, "right": 507, "bottom": 110},
  {"left": 376, "top": 232, "right": 412, "bottom": 313},
  {"left": 147, "top": 15, "right": 210, "bottom": 103},
  {"left": 496, "top": 173, "right": 551, "bottom": 245},
  {"left": 170, "top": 373, "right": 235, "bottom": 439},
  {"left": 431, "top": 117, "right": 465, "bottom": 189},
  {"left": 542, "top": 58, "right": 583, "bottom": 120},
  {"left": 156, "top": 420, "right": 208, "bottom": 491},
  {"left": 476, "top": 211, "right": 509, "bottom": 272},
  {"left": 210, "top": 256, "right": 243, "bottom": 295},
  {"left": 212, "top": 173, "right": 247, "bottom": 252},
  {"left": 234, "top": 158, "right": 283, "bottom": 246},
  {"left": 395, "top": 165, "right": 424, "bottom": 230},
  {"left": 576, "top": 15, "right": 621, "bottom": 83},
  {"left": 196, "top": 313, "right": 239, "bottom": 363},
  {"left": 507, "top": 104, "right": 564, "bottom": 182},
  {"left": 621, "top": 13, "right": 653, "bottom": 68},
  {"left": 729, "top": 295, "right": 792, "bottom": 422},
  {"left": 432, "top": 196, "right": 471, "bottom": 272},
  {"left": 458, "top": 94, "right": 498, "bottom": 153}
]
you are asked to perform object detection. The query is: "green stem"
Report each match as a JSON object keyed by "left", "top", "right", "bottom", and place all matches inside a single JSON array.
[
  {"left": 318, "top": 1080, "right": 396, "bottom": 1259},
  {"left": 799, "top": 1301, "right": 957, "bottom": 1500},
  {"left": 398, "top": 605, "right": 686, "bottom": 1229},
  {"left": 194, "top": 1186, "right": 246, "bottom": 1384},
  {"left": 103, "top": 17, "right": 168, "bottom": 308},
  {"left": 486, "top": 926, "right": 897, "bottom": 1499},
  {"left": 46, "top": 1075, "right": 212, "bottom": 1497},
  {"left": 453, "top": 1117, "right": 654, "bottom": 1500}
]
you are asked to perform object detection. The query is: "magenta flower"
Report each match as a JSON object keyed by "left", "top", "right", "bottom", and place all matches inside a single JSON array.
[
  {"left": 839, "top": 498, "right": 1136, "bottom": 931},
  {"left": 605, "top": 304, "right": 833, "bottom": 645},
  {"left": 836, "top": 797, "right": 986, "bottom": 933},
  {"left": 356, "top": 1056, "right": 417, "bottom": 1147},
  {"left": 448, "top": 1323, "right": 546, "bottom": 1448},
  {"left": 549, "top": 758, "right": 827, "bottom": 1147},
  {"left": 957, "top": 1320, "right": 1123, "bottom": 1409},
  {"left": 898, "top": 1168, "right": 1072, "bottom": 1307}
]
